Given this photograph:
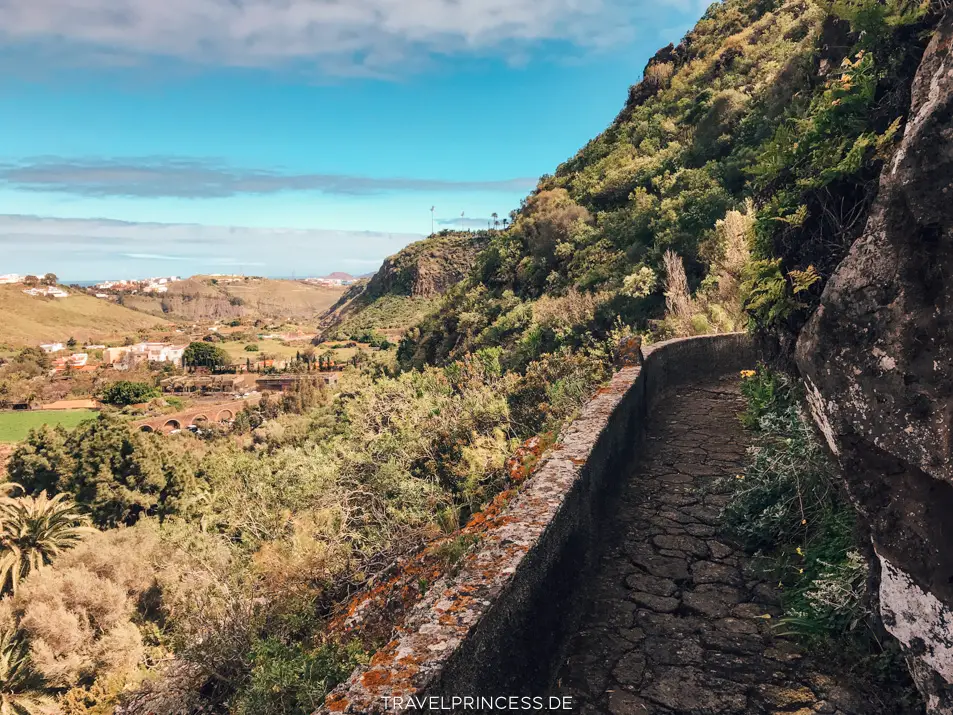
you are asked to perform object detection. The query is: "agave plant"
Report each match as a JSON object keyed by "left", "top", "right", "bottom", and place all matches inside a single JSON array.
[
  {"left": 0, "top": 491, "right": 93, "bottom": 595},
  {"left": 0, "top": 628, "right": 56, "bottom": 715}
]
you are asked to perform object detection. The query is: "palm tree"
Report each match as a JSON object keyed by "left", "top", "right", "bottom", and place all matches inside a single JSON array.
[
  {"left": 0, "top": 628, "right": 56, "bottom": 715},
  {"left": 491, "top": 212, "right": 499, "bottom": 230},
  {"left": 0, "top": 491, "right": 93, "bottom": 595},
  {"left": 502, "top": 218, "right": 509, "bottom": 230}
]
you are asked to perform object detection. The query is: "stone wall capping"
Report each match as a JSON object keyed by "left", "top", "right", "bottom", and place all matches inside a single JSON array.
[{"left": 316, "top": 333, "right": 755, "bottom": 715}]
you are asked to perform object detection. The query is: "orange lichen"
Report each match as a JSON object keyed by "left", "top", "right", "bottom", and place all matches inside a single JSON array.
[
  {"left": 360, "top": 669, "right": 393, "bottom": 688},
  {"left": 324, "top": 694, "right": 350, "bottom": 712}
]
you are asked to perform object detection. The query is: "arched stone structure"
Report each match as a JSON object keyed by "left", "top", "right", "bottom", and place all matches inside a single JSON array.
[
  {"left": 132, "top": 397, "right": 258, "bottom": 434},
  {"left": 162, "top": 419, "right": 182, "bottom": 433}
]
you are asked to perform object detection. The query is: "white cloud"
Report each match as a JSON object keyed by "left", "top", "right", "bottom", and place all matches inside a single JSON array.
[
  {"left": 437, "top": 216, "right": 497, "bottom": 228},
  {"left": 0, "top": 213, "right": 423, "bottom": 279},
  {"left": 0, "top": 157, "right": 538, "bottom": 198},
  {"left": 121, "top": 252, "right": 190, "bottom": 261},
  {"left": 0, "top": 0, "right": 659, "bottom": 75}
]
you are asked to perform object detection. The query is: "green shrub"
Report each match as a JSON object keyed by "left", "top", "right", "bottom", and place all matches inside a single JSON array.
[
  {"left": 738, "top": 363, "right": 795, "bottom": 429},
  {"left": 233, "top": 639, "right": 367, "bottom": 715},
  {"left": 99, "top": 381, "right": 160, "bottom": 406},
  {"left": 719, "top": 403, "right": 838, "bottom": 551},
  {"left": 9, "top": 414, "right": 198, "bottom": 527},
  {"left": 183, "top": 342, "right": 230, "bottom": 369}
]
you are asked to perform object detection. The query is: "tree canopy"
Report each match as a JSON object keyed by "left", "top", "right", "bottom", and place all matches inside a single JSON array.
[{"left": 183, "top": 341, "right": 230, "bottom": 369}]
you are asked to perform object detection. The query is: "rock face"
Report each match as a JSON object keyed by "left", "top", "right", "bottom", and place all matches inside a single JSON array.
[
  {"left": 363, "top": 233, "right": 487, "bottom": 300},
  {"left": 795, "top": 12, "right": 953, "bottom": 711},
  {"left": 317, "top": 232, "right": 487, "bottom": 337}
]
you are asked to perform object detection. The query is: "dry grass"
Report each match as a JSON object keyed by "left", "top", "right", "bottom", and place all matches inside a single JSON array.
[
  {"left": 0, "top": 286, "right": 169, "bottom": 348},
  {"left": 656, "top": 203, "right": 753, "bottom": 339},
  {"left": 532, "top": 290, "right": 609, "bottom": 331},
  {"left": 662, "top": 250, "right": 693, "bottom": 323}
]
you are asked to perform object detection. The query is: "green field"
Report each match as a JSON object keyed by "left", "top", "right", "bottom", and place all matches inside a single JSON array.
[
  {"left": 222, "top": 339, "right": 364, "bottom": 363},
  {"left": 0, "top": 410, "right": 98, "bottom": 443},
  {"left": 222, "top": 339, "right": 304, "bottom": 361}
]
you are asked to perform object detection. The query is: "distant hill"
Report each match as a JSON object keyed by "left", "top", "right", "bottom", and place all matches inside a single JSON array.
[
  {"left": 0, "top": 285, "right": 169, "bottom": 347},
  {"left": 119, "top": 276, "right": 347, "bottom": 323},
  {"left": 319, "top": 231, "right": 488, "bottom": 340},
  {"left": 323, "top": 272, "right": 356, "bottom": 281}
]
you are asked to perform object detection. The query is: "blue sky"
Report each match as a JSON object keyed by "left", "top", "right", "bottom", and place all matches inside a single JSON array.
[{"left": 0, "top": 0, "right": 708, "bottom": 280}]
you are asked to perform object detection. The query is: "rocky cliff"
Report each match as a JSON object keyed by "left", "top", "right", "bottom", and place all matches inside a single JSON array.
[
  {"left": 318, "top": 231, "right": 487, "bottom": 338},
  {"left": 361, "top": 231, "right": 487, "bottom": 300},
  {"left": 121, "top": 276, "right": 345, "bottom": 322},
  {"left": 796, "top": 12, "right": 953, "bottom": 710}
]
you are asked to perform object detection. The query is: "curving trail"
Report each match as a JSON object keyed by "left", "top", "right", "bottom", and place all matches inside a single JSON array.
[{"left": 553, "top": 378, "right": 872, "bottom": 715}]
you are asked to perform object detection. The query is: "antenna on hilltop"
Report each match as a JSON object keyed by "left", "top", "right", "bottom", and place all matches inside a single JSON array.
[{"left": 430, "top": 206, "right": 435, "bottom": 235}]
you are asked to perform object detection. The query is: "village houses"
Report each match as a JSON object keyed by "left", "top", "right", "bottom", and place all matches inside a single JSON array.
[
  {"left": 103, "top": 342, "right": 187, "bottom": 368},
  {"left": 52, "top": 353, "right": 89, "bottom": 372}
]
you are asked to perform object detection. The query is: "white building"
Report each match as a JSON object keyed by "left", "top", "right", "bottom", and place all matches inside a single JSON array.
[
  {"left": 0, "top": 274, "right": 24, "bottom": 285},
  {"left": 104, "top": 342, "right": 187, "bottom": 368},
  {"left": 52, "top": 353, "right": 89, "bottom": 371},
  {"left": 40, "top": 343, "right": 65, "bottom": 353},
  {"left": 23, "top": 286, "right": 68, "bottom": 298}
]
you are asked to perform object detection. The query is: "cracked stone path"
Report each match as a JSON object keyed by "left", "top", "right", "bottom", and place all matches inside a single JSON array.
[{"left": 553, "top": 378, "right": 872, "bottom": 715}]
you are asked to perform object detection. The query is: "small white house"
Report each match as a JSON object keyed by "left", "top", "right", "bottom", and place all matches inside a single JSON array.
[{"left": 40, "top": 343, "right": 65, "bottom": 353}]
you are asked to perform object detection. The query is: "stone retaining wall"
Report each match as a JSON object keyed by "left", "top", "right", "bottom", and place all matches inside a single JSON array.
[{"left": 318, "top": 333, "right": 756, "bottom": 715}]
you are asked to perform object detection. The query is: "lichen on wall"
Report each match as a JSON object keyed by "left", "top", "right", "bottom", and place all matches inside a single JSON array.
[{"left": 877, "top": 550, "right": 953, "bottom": 685}]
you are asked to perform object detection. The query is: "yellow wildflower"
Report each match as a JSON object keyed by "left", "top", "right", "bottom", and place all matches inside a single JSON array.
[
  {"left": 740, "top": 369, "right": 756, "bottom": 378},
  {"left": 736, "top": 474, "right": 745, "bottom": 480},
  {"left": 796, "top": 547, "right": 804, "bottom": 556}
]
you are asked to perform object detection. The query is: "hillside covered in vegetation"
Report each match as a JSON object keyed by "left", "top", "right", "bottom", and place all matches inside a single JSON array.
[
  {"left": 400, "top": 0, "right": 930, "bottom": 370},
  {"left": 0, "top": 0, "right": 946, "bottom": 712},
  {"left": 319, "top": 231, "right": 488, "bottom": 342}
]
